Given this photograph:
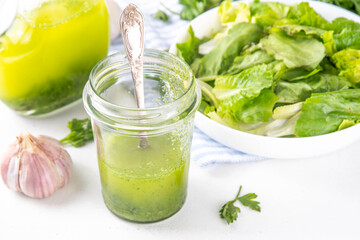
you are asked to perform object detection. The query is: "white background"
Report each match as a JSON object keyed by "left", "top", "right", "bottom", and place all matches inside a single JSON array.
[{"left": 0, "top": 101, "right": 360, "bottom": 240}]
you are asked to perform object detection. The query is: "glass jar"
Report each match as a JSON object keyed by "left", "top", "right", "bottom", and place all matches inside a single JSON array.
[
  {"left": 0, "top": 0, "right": 110, "bottom": 116},
  {"left": 83, "top": 49, "right": 201, "bottom": 222}
]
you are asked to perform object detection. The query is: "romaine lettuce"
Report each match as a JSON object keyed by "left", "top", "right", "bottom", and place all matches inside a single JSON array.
[
  {"left": 261, "top": 29, "right": 326, "bottom": 69},
  {"left": 295, "top": 89, "right": 360, "bottom": 137},
  {"left": 275, "top": 73, "right": 351, "bottom": 104},
  {"left": 332, "top": 48, "right": 360, "bottom": 86},
  {"left": 176, "top": 26, "right": 202, "bottom": 65},
  {"left": 219, "top": 0, "right": 250, "bottom": 24},
  {"left": 276, "top": 2, "right": 331, "bottom": 29},
  {"left": 227, "top": 50, "right": 274, "bottom": 74},
  {"left": 195, "top": 23, "right": 264, "bottom": 77},
  {"left": 250, "top": 1, "right": 290, "bottom": 29},
  {"left": 214, "top": 64, "right": 277, "bottom": 124}
]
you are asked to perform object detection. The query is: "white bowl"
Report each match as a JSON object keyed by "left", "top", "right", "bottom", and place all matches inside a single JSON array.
[{"left": 169, "top": 0, "right": 360, "bottom": 159}]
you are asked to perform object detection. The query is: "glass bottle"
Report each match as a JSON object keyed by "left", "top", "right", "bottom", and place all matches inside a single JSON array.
[{"left": 0, "top": 0, "right": 110, "bottom": 116}]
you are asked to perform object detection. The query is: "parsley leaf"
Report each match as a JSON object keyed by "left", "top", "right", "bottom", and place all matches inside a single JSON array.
[
  {"left": 219, "top": 185, "right": 261, "bottom": 224},
  {"left": 179, "top": 0, "right": 225, "bottom": 20},
  {"left": 238, "top": 193, "right": 261, "bottom": 212},
  {"left": 153, "top": 10, "right": 170, "bottom": 22},
  {"left": 60, "top": 118, "right": 93, "bottom": 147},
  {"left": 219, "top": 200, "right": 241, "bottom": 224}
]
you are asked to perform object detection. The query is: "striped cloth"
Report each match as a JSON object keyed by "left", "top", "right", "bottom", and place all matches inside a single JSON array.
[{"left": 113, "top": 0, "right": 264, "bottom": 166}]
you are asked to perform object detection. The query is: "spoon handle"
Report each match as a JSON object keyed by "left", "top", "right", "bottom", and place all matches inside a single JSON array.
[
  {"left": 120, "top": 4, "right": 148, "bottom": 148},
  {"left": 120, "top": 4, "right": 145, "bottom": 108}
]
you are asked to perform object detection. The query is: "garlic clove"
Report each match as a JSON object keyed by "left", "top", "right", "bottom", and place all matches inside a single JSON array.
[
  {"left": 1, "top": 140, "right": 21, "bottom": 192},
  {"left": 37, "top": 135, "right": 72, "bottom": 186},
  {"left": 0, "top": 132, "right": 73, "bottom": 199}
]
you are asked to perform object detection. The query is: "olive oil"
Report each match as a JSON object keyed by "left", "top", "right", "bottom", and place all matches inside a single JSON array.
[{"left": 0, "top": 0, "right": 110, "bottom": 115}]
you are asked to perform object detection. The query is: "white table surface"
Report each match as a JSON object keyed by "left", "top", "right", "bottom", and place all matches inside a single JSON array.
[
  {"left": 1, "top": 0, "right": 360, "bottom": 238},
  {"left": 0, "top": 100, "right": 360, "bottom": 240}
]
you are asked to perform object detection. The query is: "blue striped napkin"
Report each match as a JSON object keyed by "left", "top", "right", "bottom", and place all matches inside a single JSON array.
[{"left": 113, "top": 0, "right": 265, "bottom": 166}]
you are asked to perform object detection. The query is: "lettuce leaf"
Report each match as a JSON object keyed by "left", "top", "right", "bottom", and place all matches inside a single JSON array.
[
  {"left": 199, "top": 0, "right": 251, "bottom": 55},
  {"left": 250, "top": 1, "right": 290, "bottom": 29},
  {"left": 176, "top": 26, "right": 202, "bottom": 65},
  {"left": 323, "top": 18, "right": 360, "bottom": 52},
  {"left": 275, "top": 73, "right": 351, "bottom": 104},
  {"left": 337, "top": 119, "right": 359, "bottom": 131},
  {"left": 332, "top": 48, "right": 360, "bottom": 86},
  {"left": 279, "top": 66, "right": 323, "bottom": 81},
  {"left": 276, "top": 2, "right": 331, "bottom": 29},
  {"left": 214, "top": 64, "right": 273, "bottom": 100},
  {"left": 179, "top": 0, "right": 225, "bottom": 20},
  {"left": 219, "top": 0, "right": 250, "bottom": 24},
  {"left": 207, "top": 106, "right": 300, "bottom": 137},
  {"left": 330, "top": 17, "right": 360, "bottom": 34},
  {"left": 321, "top": 31, "right": 337, "bottom": 56},
  {"left": 261, "top": 29, "right": 326, "bottom": 69},
  {"left": 227, "top": 50, "right": 274, "bottom": 74},
  {"left": 295, "top": 89, "right": 360, "bottom": 137},
  {"left": 195, "top": 23, "right": 264, "bottom": 77},
  {"left": 214, "top": 64, "right": 277, "bottom": 123},
  {"left": 333, "top": 31, "right": 360, "bottom": 51},
  {"left": 275, "top": 24, "right": 326, "bottom": 38},
  {"left": 232, "top": 88, "right": 278, "bottom": 124}
]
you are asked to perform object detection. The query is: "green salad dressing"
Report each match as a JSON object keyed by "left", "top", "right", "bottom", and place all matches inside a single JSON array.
[
  {"left": 0, "top": 0, "right": 109, "bottom": 115},
  {"left": 84, "top": 49, "right": 200, "bottom": 222},
  {"left": 97, "top": 131, "right": 190, "bottom": 222}
]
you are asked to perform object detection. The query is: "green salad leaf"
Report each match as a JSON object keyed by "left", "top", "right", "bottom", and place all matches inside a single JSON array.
[
  {"left": 332, "top": 48, "right": 360, "bottom": 85},
  {"left": 333, "top": 31, "right": 360, "bottom": 51},
  {"left": 338, "top": 119, "right": 359, "bottom": 131},
  {"left": 214, "top": 64, "right": 273, "bottom": 100},
  {"left": 322, "top": 18, "right": 360, "bottom": 52},
  {"left": 214, "top": 64, "right": 277, "bottom": 124},
  {"left": 331, "top": 18, "right": 360, "bottom": 34},
  {"left": 176, "top": 26, "right": 202, "bottom": 65},
  {"left": 275, "top": 24, "right": 326, "bottom": 38},
  {"left": 195, "top": 23, "right": 264, "bottom": 77},
  {"left": 275, "top": 73, "right": 351, "bottom": 104},
  {"left": 295, "top": 89, "right": 360, "bottom": 137},
  {"left": 261, "top": 28, "right": 326, "bottom": 69},
  {"left": 219, "top": 0, "right": 250, "bottom": 24},
  {"left": 228, "top": 50, "right": 274, "bottom": 74},
  {"left": 179, "top": 0, "right": 225, "bottom": 20},
  {"left": 321, "top": 31, "right": 337, "bottom": 56},
  {"left": 250, "top": 1, "right": 290, "bottom": 29},
  {"left": 277, "top": 2, "right": 331, "bottom": 29},
  {"left": 279, "top": 66, "right": 323, "bottom": 81}
]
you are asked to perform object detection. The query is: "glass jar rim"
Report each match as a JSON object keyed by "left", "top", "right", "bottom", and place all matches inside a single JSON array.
[{"left": 83, "top": 49, "right": 201, "bottom": 130}]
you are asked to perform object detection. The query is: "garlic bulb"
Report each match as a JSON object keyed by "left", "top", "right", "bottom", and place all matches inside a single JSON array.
[{"left": 0, "top": 133, "right": 72, "bottom": 198}]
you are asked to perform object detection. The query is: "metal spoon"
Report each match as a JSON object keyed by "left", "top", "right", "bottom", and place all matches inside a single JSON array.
[{"left": 120, "top": 4, "right": 148, "bottom": 148}]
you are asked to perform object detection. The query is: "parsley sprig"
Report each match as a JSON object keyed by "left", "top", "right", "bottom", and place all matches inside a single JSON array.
[
  {"left": 179, "top": 0, "right": 225, "bottom": 20},
  {"left": 153, "top": 10, "right": 170, "bottom": 22},
  {"left": 219, "top": 185, "right": 261, "bottom": 224},
  {"left": 60, "top": 118, "right": 93, "bottom": 147}
]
